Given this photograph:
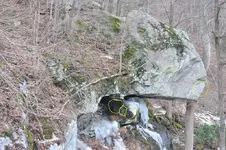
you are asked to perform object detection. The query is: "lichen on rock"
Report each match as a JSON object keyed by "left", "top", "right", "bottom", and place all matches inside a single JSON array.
[{"left": 123, "top": 10, "right": 206, "bottom": 100}]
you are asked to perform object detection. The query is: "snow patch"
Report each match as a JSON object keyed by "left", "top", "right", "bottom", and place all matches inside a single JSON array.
[
  {"left": 13, "top": 129, "right": 28, "bottom": 149},
  {"left": 77, "top": 139, "right": 92, "bottom": 150},
  {"left": 195, "top": 111, "right": 226, "bottom": 125},
  {"left": 94, "top": 120, "right": 119, "bottom": 144},
  {"left": 0, "top": 137, "right": 12, "bottom": 150},
  {"left": 113, "top": 137, "right": 126, "bottom": 150},
  {"left": 49, "top": 120, "right": 78, "bottom": 150}
]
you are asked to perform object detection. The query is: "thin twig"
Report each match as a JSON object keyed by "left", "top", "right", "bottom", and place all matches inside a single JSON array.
[
  {"left": 0, "top": 30, "right": 30, "bottom": 47},
  {"left": 58, "top": 73, "right": 127, "bottom": 116}
]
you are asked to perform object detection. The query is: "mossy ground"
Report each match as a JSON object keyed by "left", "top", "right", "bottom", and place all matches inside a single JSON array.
[
  {"left": 24, "top": 125, "right": 34, "bottom": 150},
  {"left": 39, "top": 117, "right": 54, "bottom": 140}
]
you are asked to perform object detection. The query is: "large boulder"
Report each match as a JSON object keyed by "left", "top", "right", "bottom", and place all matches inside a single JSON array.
[
  {"left": 123, "top": 10, "right": 206, "bottom": 100},
  {"left": 48, "top": 10, "right": 207, "bottom": 114}
]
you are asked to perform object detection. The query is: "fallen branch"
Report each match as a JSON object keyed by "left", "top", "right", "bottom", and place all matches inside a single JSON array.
[
  {"left": 74, "top": 72, "right": 128, "bottom": 95},
  {"left": 58, "top": 72, "right": 128, "bottom": 116},
  {"left": 0, "top": 30, "right": 30, "bottom": 47}
]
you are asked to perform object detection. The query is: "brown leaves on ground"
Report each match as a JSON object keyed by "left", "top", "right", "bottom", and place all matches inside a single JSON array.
[{"left": 0, "top": 0, "right": 123, "bottom": 148}]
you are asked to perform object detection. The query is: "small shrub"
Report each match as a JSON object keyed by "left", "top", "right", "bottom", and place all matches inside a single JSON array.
[{"left": 195, "top": 123, "right": 218, "bottom": 147}]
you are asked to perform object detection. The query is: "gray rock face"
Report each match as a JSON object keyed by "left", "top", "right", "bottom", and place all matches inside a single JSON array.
[
  {"left": 123, "top": 10, "right": 206, "bottom": 100},
  {"left": 48, "top": 10, "right": 207, "bottom": 113}
]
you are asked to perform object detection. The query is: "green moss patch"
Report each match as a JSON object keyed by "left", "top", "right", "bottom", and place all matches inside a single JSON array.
[
  {"left": 131, "top": 58, "right": 146, "bottom": 78},
  {"left": 123, "top": 41, "right": 147, "bottom": 78},
  {"left": 39, "top": 117, "right": 54, "bottom": 140},
  {"left": 109, "top": 17, "right": 121, "bottom": 33},
  {"left": 24, "top": 125, "right": 34, "bottom": 150},
  {"left": 138, "top": 22, "right": 185, "bottom": 53},
  {"left": 195, "top": 124, "right": 218, "bottom": 147},
  {"left": 138, "top": 27, "right": 146, "bottom": 33},
  {"left": 3, "top": 130, "right": 13, "bottom": 140},
  {"left": 123, "top": 41, "right": 146, "bottom": 62},
  {"left": 0, "top": 61, "right": 6, "bottom": 68},
  {"left": 116, "top": 76, "right": 133, "bottom": 93},
  {"left": 75, "top": 19, "right": 97, "bottom": 33}
]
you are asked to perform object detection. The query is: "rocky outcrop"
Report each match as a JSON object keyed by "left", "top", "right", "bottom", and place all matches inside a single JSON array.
[
  {"left": 124, "top": 10, "right": 206, "bottom": 100},
  {"left": 48, "top": 10, "right": 206, "bottom": 113}
]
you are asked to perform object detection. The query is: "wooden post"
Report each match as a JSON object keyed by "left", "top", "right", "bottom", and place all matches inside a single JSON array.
[
  {"left": 185, "top": 101, "right": 195, "bottom": 150},
  {"left": 166, "top": 101, "right": 173, "bottom": 120}
]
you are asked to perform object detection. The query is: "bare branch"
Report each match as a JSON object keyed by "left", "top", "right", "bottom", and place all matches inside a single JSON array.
[
  {"left": 58, "top": 72, "right": 128, "bottom": 116},
  {"left": 175, "top": 16, "right": 199, "bottom": 27},
  {"left": 160, "top": 0, "right": 170, "bottom": 22},
  {"left": 219, "top": 1, "right": 226, "bottom": 6}
]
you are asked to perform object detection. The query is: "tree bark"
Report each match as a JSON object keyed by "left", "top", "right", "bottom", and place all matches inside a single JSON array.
[
  {"left": 214, "top": 0, "right": 225, "bottom": 149},
  {"left": 111, "top": 0, "right": 119, "bottom": 15},
  {"left": 218, "top": 64, "right": 225, "bottom": 150},
  {"left": 166, "top": 0, "right": 174, "bottom": 121},
  {"left": 185, "top": 101, "right": 195, "bottom": 150},
  {"left": 166, "top": 101, "right": 172, "bottom": 120},
  {"left": 199, "top": 0, "right": 211, "bottom": 71}
]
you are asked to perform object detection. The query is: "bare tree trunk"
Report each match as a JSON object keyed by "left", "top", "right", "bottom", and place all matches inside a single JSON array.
[
  {"left": 33, "top": 1, "right": 37, "bottom": 46},
  {"left": 112, "top": 0, "right": 119, "bottom": 15},
  {"left": 185, "top": 101, "right": 195, "bottom": 150},
  {"left": 53, "top": 0, "right": 60, "bottom": 30},
  {"left": 218, "top": 64, "right": 225, "bottom": 150},
  {"left": 52, "top": 0, "right": 60, "bottom": 42},
  {"left": 146, "top": 0, "right": 150, "bottom": 13},
  {"left": 67, "top": 0, "right": 77, "bottom": 36},
  {"left": 102, "top": 0, "right": 110, "bottom": 11},
  {"left": 50, "top": 0, "right": 54, "bottom": 19},
  {"left": 199, "top": 0, "right": 211, "bottom": 71},
  {"left": 166, "top": 101, "right": 172, "bottom": 119},
  {"left": 166, "top": 0, "right": 174, "bottom": 121},
  {"left": 116, "top": 0, "right": 122, "bottom": 16},
  {"left": 169, "top": 0, "right": 174, "bottom": 25},
  {"left": 214, "top": 0, "right": 225, "bottom": 149}
]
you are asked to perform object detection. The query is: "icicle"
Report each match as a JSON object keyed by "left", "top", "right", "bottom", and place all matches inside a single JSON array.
[
  {"left": 64, "top": 120, "right": 77, "bottom": 150},
  {"left": 137, "top": 125, "right": 163, "bottom": 150},
  {"left": 94, "top": 120, "right": 119, "bottom": 144}
]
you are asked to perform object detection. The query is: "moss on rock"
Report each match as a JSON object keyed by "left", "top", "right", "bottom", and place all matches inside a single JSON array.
[
  {"left": 116, "top": 76, "right": 133, "bottom": 93},
  {"left": 123, "top": 41, "right": 146, "bottom": 62},
  {"left": 138, "top": 27, "right": 146, "bottom": 33},
  {"left": 137, "top": 22, "right": 185, "bottom": 53}
]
